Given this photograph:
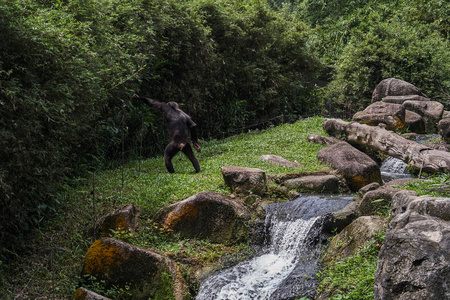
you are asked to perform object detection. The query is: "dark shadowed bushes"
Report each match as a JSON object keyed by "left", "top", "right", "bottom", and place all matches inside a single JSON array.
[
  {"left": 136, "top": 0, "right": 321, "bottom": 138},
  {"left": 0, "top": 0, "right": 320, "bottom": 254}
]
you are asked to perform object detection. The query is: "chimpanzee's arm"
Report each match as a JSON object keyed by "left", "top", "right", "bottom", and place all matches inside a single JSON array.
[
  {"left": 188, "top": 120, "right": 201, "bottom": 152},
  {"left": 133, "top": 94, "right": 168, "bottom": 111},
  {"left": 190, "top": 123, "right": 199, "bottom": 143}
]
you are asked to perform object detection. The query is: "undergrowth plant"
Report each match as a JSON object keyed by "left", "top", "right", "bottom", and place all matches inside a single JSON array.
[{"left": 317, "top": 233, "right": 385, "bottom": 300}]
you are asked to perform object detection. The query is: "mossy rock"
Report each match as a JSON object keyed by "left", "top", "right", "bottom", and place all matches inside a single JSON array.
[{"left": 81, "top": 238, "right": 187, "bottom": 300}]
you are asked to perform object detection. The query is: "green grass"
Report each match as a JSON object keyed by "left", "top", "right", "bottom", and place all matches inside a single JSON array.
[
  {"left": 317, "top": 233, "right": 385, "bottom": 300},
  {"left": 399, "top": 174, "right": 450, "bottom": 198},
  {"left": 1, "top": 117, "right": 329, "bottom": 299}
]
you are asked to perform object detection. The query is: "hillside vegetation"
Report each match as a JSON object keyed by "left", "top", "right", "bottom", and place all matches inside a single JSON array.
[
  {"left": 1, "top": 0, "right": 321, "bottom": 250},
  {"left": 2, "top": 117, "right": 329, "bottom": 298},
  {"left": 1, "top": 0, "right": 449, "bottom": 298}
]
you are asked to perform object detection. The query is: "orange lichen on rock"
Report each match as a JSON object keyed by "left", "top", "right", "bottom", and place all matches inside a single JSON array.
[
  {"left": 100, "top": 215, "right": 128, "bottom": 237},
  {"left": 73, "top": 288, "right": 87, "bottom": 299},
  {"left": 82, "top": 239, "right": 130, "bottom": 276},
  {"left": 347, "top": 174, "right": 367, "bottom": 191},
  {"left": 392, "top": 115, "right": 405, "bottom": 130},
  {"left": 164, "top": 202, "right": 199, "bottom": 228},
  {"left": 347, "top": 171, "right": 381, "bottom": 191}
]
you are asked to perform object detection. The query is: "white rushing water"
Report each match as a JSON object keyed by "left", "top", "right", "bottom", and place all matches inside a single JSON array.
[
  {"left": 196, "top": 216, "right": 319, "bottom": 300},
  {"left": 196, "top": 195, "right": 353, "bottom": 300}
]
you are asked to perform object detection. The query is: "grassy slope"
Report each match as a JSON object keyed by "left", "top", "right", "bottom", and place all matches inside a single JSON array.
[{"left": 2, "top": 117, "right": 329, "bottom": 299}]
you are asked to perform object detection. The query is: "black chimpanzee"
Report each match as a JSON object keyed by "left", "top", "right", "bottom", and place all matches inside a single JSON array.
[{"left": 133, "top": 94, "right": 201, "bottom": 173}]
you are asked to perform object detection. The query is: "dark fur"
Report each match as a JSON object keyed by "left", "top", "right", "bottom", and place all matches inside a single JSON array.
[{"left": 134, "top": 94, "right": 201, "bottom": 173}]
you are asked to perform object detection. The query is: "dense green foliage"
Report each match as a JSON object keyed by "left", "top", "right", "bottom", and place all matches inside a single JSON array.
[
  {"left": 0, "top": 0, "right": 320, "bottom": 252},
  {"left": 296, "top": 0, "right": 450, "bottom": 117}
]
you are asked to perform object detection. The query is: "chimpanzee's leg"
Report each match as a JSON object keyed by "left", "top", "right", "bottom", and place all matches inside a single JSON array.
[
  {"left": 182, "top": 143, "right": 201, "bottom": 173},
  {"left": 164, "top": 142, "right": 179, "bottom": 173}
]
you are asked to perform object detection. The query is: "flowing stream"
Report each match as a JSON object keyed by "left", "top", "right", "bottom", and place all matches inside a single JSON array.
[
  {"left": 379, "top": 134, "right": 441, "bottom": 183},
  {"left": 380, "top": 156, "right": 411, "bottom": 183},
  {"left": 196, "top": 195, "right": 353, "bottom": 300}
]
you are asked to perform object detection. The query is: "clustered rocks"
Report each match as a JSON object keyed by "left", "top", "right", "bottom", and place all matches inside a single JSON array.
[
  {"left": 311, "top": 78, "right": 450, "bottom": 299},
  {"left": 359, "top": 78, "right": 450, "bottom": 140},
  {"left": 75, "top": 78, "right": 449, "bottom": 300}
]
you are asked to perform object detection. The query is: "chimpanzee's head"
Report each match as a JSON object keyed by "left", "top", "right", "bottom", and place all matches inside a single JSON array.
[{"left": 168, "top": 101, "right": 179, "bottom": 109}]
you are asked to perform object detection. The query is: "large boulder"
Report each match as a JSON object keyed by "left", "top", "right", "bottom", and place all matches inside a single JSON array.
[
  {"left": 81, "top": 238, "right": 187, "bottom": 300},
  {"left": 403, "top": 100, "right": 444, "bottom": 133},
  {"left": 375, "top": 193, "right": 450, "bottom": 300},
  {"left": 322, "top": 118, "right": 450, "bottom": 174},
  {"left": 221, "top": 166, "right": 267, "bottom": 196},
  {"left": 372, "top": 78, "right": 423, "bottom": 102},
  {"left": 282, "top": 175, "right": 340, "bottom": 193},
  {"left": 317, "top": 142, "right": 382, "bottom": 192},
  {"left": 352, "top": 102, "right": 406, "bottom": 130},
  {"left": 438, "top": 118, "right": 450, "bottom": 143},
  {"left": 153, "top": 191, "right": 249, "bottom": 244}
]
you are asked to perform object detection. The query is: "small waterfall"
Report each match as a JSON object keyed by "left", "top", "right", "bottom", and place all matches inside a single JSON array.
[
  {"left": 196, "top": 195, "right": 353, "bottom": 300},
  {"left": 380, "top": 156, "right": 411, "bottom": 183}
]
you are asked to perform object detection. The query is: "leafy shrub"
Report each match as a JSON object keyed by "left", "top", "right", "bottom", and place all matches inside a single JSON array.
[
  {"left": 136, "top": 0, "right": 321, "bottom": 138},
  {"left": 295, "top": 0, "right": 450, "bottom": 117},
  {"left": 326, "top": 19, "right": 450, "bottom": 117},
  {"left": 0, "top": 0, "right": 321, "bottom": 255}
]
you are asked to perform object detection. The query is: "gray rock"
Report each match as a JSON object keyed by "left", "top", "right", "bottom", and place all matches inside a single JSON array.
[
  {"left": 307, "top": 134, "right": 341, "bottom": 145},
  {"left": 317, "top": 142, "right": 382, "bottom": 192},
  {"left": 283, "top": 175, "right": 340, "bottom": 193},
  {"left": 322, "top": 216, "right": 387, "bottom": 264},
  {"left": 375, "top": 193, "right": 450, "bottom": 300},
  {"left": 405, "top": 110, "right": 425, "bottom": 134},
  {"left": 259, "top": 154, "right": 300, "bottom": 168},
  {"left": 221, "top": 166, "right": 267, "bottom": 196},
  {"left": 154, "top": 191, "right": 249, "bottom": 244},
  {"left": 359, "top": 187, "right": 403, "bottom": 216},
  {"left": 403, "top": 100, "right": 444, "bottom": 133},
  {"left": 438, "top": 118, "right": 450, "bottom": 143},
  {"left": 324, "top": 201, "right": 360, "bottom": 234},
  {"left": 382, "top": 94, "right": 430, "bottom": 104},
  {"left": 81, "top": 238, "right": 187, "bottom": 300},
  {"left": 390, "top": 189, "right": 420, "bottom": 218},
  {"left": 358, "top": 182, "right": 381, "bottom": 197},
  {"left": 352, "top": 102, "right": 406, "bottom": 130},
  {"left": 372, "top": 78, "right": 423, "bottom": 102},
  {"left": 375, "top": 212, "right": 450, "bottom": 299},
  {"left": 443, "top": 110, "right": 450, "bottom": 119}
]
